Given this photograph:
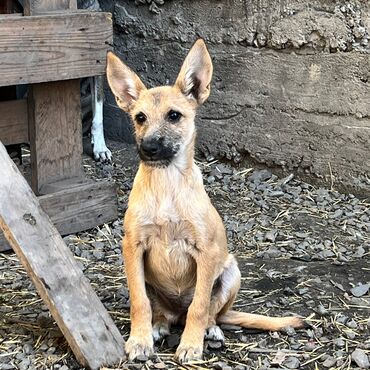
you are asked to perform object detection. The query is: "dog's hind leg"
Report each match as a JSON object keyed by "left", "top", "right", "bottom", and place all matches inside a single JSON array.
[
  {"left": 152, "top": 303, "right": 172, "bottom": 343},
  {"left": 206, "top": 255, "right": 241, "bottom": 343}
]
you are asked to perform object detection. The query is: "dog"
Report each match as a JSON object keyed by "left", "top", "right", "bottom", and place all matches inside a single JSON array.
[{"left": 106, "top": 39, "right": 304, "bottom": 363}]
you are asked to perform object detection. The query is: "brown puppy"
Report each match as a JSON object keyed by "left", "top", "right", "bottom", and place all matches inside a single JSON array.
[{"left": 106, "top": 40, "right": 303, "bottom": 363}]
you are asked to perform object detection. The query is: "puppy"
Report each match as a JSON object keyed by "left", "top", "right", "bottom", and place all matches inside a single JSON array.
[{"left": 106, "top": 40, "right": 303, "bottom": 363}]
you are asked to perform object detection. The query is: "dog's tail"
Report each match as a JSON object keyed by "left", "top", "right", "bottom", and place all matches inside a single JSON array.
[{"left": 217, "top": 310, "right": 304, "bottom": 331}]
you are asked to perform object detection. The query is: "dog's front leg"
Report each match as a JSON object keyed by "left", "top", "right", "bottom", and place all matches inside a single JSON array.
[
  {"left": 123, "top": 236, "right": 153, "bottom": 360},
  {"left": 175, "top": 250, "right": 218, "bottom": 363}
]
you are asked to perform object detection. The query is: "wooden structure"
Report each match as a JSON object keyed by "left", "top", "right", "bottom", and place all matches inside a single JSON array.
[
  {"left": 0, "top": 2, "right": 125, "bottom": 368},
  {"left": 0, "top": 142, "right": 125, "bottom": 369},
  {"left": 0, "top": 0, "right": 117, "bottom": 251}
]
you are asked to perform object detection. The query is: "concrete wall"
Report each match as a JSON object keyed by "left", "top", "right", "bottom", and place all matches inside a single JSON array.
[{"left": 101, "top": 0, "right": 370, "bottom": 196}]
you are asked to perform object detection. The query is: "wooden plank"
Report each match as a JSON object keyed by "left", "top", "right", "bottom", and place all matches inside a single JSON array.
[
  {"left": 0, "top": 179, "right": 118, "bottom": 252},
  {"left": 40, "top": 180, "right": 118, "bottom": 235},
  {"left": 0, "top": 142, "right": 124, "bottom": 368},
  {"left": 24, "top": 0, "right": 77, "bottom": 15},
  {"left": 28, "top": 79, "right": 83, "bottom": 193},
  {"left": 0, "top": 11, "right": 112, "bottom": 86},
  {"left": 0, "top": 100, "right": 29, "bottom": 145}
]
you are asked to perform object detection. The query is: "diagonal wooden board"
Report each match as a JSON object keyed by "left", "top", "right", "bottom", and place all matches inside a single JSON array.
[{"left": 0, "top": 142, "right": 125, "bottom": 369}]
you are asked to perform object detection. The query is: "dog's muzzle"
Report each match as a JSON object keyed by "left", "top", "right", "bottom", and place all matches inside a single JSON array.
[{"left": 138, "top": 137, "right": 177, "bottom": 166}]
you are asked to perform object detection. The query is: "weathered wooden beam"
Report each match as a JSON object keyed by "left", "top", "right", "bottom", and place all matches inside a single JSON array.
[
  {"left": 0, "top": 142, "right": 125, "bottom": 369},
  {"left": 28, "top": 79, "right": 84, "bottom": 193},
  {"left": 0, "top": 100, "right": 29, "bottom": 145},
  {"left": 0, "top": 11, "right": 112, "bottom": 87},
  {"left": 40, "top": 179, "right": 119, "bottom": 235},
  {"left": 0, "top": 178, "right": 118, "bottom": 252}
]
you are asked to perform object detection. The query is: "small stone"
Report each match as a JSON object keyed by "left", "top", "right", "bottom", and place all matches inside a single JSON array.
[
  {"left": 350, "top": 283, "right": 370, "bottom": 297},
  {"left": 92, "top": 241, "right": 105, "bottom": 249},
  {"left": 283, "top": 356, "right": 300, "bottom": 369},
  {"left": 316, "top": 304, "right": 329, "bottom": 315},
  {"left": 59, "top": 365, "right": 69, "bottom": 370},
  {"left": 39, "top": 343, "right": 49, "bottom": 351},
  {"left": 248, "top": 169, "right": 272, "bottom": 184},
  {"left": 282, "top": 326, "right": 296, "bottom": 336},
  {"left": 93, "top": 250, "right": 105, "bottom": 260},
  {"left": 213, "top": 361, "right": 232, "bottom": 370},
  {"left": 353, "top": 246, "right": 366, "bottom": 258},
  {"left": 344, "top": 330, "right": 356, "bottom": 339},
  {"left": 330, "top": 209, "right": 343, "bottom": 218},
  {"left": 47, "top": 346, "right": 56, "bottom": 354},
  {"left": 351, "top": 348, "right": 370, "bottom": 369},
  {"left": 208, "top": 340, "right": 223, "bottom": 349},
  {"left": 322, "top": 356, "right": 337, "bottom": 368},
  {"left": 346, "top": 319, "right": 358, "bottom": 329},
  {"left": 18, "top": 358, "right": 31, "bottom": 370},
  {"left": 153, "top": 363, "right": 166, "bottom": 369},
  {"left": 207, "top": 175, "right": 215, "bottom": 184},
  {"left": 1, "top": 365, "right": 16, "bottom": 370},
  {"left": 265, "top": 230, "right": 277, "bottom": 243},
  {"left": 333, "top": 338, "right": 346, "bottom": 347},
  {"left": 23, "top": 343, "right": 33, "bottom": 355}
]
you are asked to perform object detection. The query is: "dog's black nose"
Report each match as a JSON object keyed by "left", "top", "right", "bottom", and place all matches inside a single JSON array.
[{"left": 141, "top": 138, "right": 161, "bottom": 156}]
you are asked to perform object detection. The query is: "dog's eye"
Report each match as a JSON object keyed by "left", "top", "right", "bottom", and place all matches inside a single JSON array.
[
  {"left": 167, "top": 110, "right": 182, "bottom": 123},
  {"left": 135, "top": 112, "right": 147, "bottom": 124}
]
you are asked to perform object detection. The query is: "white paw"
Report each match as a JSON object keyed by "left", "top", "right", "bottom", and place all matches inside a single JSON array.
[
  {"left": 152, "top": 322, "right": 170, "bottom": 342},
  {"left": 205, "top": 325, "right": 225, "bottom": 343},
  {"left": 125, "top": 335, "right": 153, "bottom": 361},
  {"left": 91, "top": 129, "right": 112, "bottom": 162}
]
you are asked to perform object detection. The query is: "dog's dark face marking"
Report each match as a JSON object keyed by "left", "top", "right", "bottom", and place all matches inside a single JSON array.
[
  {"left": 130, "top": 86, "right": 196, "bottom": 167},
  {"left": 137, "top": 134, "right": 181, "bottom": 167}
]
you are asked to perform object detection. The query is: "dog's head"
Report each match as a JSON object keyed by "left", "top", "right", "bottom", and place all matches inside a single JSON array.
[{"left": 106, "top": 39, "right": 213, "bottom": 167}]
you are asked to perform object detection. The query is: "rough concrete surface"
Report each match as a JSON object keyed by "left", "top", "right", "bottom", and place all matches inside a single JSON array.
[{"left": 100, "top": 0, "right": 370, "bottom": 195}]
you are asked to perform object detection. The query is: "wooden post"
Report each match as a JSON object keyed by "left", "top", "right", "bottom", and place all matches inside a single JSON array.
[
  {"left": 0, "top": 3, "right": 115, "bottom": 252},
  {"left": 28, "top": 80, "right": 84, "bottom": 193},
  {"left": 25, "top": 0, "right": 82, "bottom": 194},
  {"left": 0, "top": 141, "right": 125, "bottom": 369}
]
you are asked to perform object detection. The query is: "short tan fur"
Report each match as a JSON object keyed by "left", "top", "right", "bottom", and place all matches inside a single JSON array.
[{"left": 106, "top": 40, "right": 304, "bottom": 363}]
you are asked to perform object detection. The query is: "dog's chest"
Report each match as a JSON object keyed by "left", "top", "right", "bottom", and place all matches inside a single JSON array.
[{"left": 142, "top": 219, "right": 197, "bottom": 292}]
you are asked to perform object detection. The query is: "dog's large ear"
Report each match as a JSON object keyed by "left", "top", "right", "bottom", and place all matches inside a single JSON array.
[
  {"left": 175, "top": 39, "right": 213, "bottom": 105},
  {"left": 106, "top": 52, "right": 146, "bottom": 112}
]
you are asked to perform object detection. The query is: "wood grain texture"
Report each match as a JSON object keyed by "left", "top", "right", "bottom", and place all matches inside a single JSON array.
[
  {"left": 28, "top": 79, "right": 83, "bottom": 193},
  {"left": 0, "top": 178, "right": 118, "bottom": 252},
  {"left": 24, "top": 0, "right": 77, "bottom": 15},
  {"left": 39, "top": 180, "right": 118, "bottom": 235},
  {"left": 0, "top": 100, "right": 29, "bottom": 145},
  {"left": 0, "top": 142, "right": 124, "bottom": 368},
  {"left": 0, "top": 11, "right": 112, "bottom": 86}
]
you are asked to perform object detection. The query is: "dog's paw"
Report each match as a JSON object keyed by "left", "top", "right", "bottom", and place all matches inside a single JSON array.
[
  {"left": 125, "top": 335, "right": 154, "bottom": 361},
  {"left": 175, "top": 343, "right": 203, "bottom": 363},
  {"left": 205, "top": 325, "right": 225, "bottom": 343},
  {"left": 92, "top": 143, "right": 112, "bottom": 162},
  {"left": 91, "top": 131, "right": 112, "bottom": 162},
  {"left": 152, "top": 322, "right": 170, "bottom": 342}
]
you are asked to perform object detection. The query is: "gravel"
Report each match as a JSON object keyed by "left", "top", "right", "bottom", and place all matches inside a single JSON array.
[{"left": 0, "top": 140, "right": 369, "bottom": 370}]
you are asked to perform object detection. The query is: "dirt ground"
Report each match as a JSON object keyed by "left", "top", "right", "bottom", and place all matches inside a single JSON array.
[{"left": 0, "top": 140, "right": 369, "bottom": 370}]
